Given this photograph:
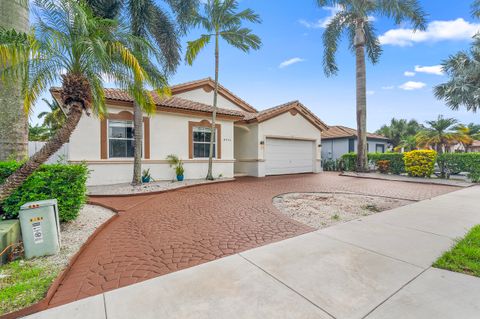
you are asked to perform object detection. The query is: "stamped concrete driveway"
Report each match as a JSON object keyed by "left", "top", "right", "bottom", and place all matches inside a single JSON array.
[{"left": 48, "top": 173, "right": 458, "bottom": 307}]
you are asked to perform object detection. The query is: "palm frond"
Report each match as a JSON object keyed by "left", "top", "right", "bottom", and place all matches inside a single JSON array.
[
  {"left": 185, "top": 35, "right": 211, "bottom": 65},
  {"left": 322, "top": 11, "right": 350, "bottom": 76},
  {"left": 221, "top": 27, "right": 262, "bottom": 52}
]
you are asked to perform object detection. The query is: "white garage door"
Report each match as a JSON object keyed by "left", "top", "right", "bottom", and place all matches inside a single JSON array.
[{"left": 265, "top": 138, "right": 315, "bottom": 175}]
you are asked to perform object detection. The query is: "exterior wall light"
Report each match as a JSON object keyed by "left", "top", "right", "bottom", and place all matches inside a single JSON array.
[{"left": 260, "top": 141, "right": 265, "bottom": 145}]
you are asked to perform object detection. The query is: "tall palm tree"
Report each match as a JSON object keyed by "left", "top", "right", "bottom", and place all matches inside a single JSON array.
[
  {"left": 0, "top": 0, "right": 165, "bottom": 202},
  {"left": 318, "top": 0, "right": 426, "bottom": 171},
  {"left": 0, "top": 0, "right": 29, "bottom": 161},
  {"left": 186, "top": 0, "right": 262, "bottom": 180},
  {"left": 415, "top": 116, "right": 471, "bottom": 154},
  {"left": 87, "top": 0, "right": 199, "bottom": 185},
  {"left": 38, "top": 98, "right": 66, "bottom": 138}
]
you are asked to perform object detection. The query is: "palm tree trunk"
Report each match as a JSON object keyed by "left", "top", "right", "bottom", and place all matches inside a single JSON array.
[
  {"left": 354, "top": 21, "right": 368, "bottom": 172},
  {"left": 206, "top": 33, "right": 219, "bottom": 181},
  {"left": 0, "top": 0, "right": 29, "bottom": 161},
  {"left": 0, "top": 102, "right": 83, "bottom": 203},
  {"left": 132, "top": 102, "right": 143, "bottom": 185}
]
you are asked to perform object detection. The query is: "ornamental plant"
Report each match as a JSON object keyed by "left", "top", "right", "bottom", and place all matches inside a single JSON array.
[
  {"left": 377, "top": 160, "right": 390, "bottom": 174},
  {"left": 404, "top": 150, "right": 437, "bottom": 178}
]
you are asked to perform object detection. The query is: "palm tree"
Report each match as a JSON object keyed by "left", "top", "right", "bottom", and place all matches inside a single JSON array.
[
  {"left": 376, "top": 118, "right": 424, "bottom": 148},
  {"left": 0, "top": 0, "right": 29, "bottom": 161},
  {"left": 86, "top": 0, "right": 199, "bottom": 185},
  {"left": 318, "top": 0, "right": 426, "bottom": 171},
  {"left": 28, "top": 124, "right": 50, "bottom": 142},
  {"left": 0, "top": 0, "right": 164, "bottom": 202},
  {"left": 186, "top": 0, "right": 262, "bottom": 180},
  {"left": 38, "top": 98, "right": 66, "bottom": 138},
  {"left": 415, "top": 116, "right": 471, "bottom": 154},
  {"left": 394, "top": 135, "right": 417, "bottom": 152},
  {"left": 454, "top": 123, "right": 480, "bottom": 151}
]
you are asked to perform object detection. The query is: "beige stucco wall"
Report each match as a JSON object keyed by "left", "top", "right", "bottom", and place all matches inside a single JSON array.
[
  {"left": 174, "top": 88, "right": 245, "bottom": 111},
  {"left": 69, "top": 105, "right": 235, "bottom": 185},
  {"left": 234, "top": 111, "right": 322, "bottom": 177}
]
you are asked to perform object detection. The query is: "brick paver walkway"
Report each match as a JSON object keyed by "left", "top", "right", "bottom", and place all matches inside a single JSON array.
[{"left": 49, "top": 173, "right": 458, "bottom": 307}]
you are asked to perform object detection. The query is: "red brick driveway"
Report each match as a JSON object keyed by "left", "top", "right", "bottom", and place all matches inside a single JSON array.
[{"left": 49, "top": 173, "right": 458, "bottom": 306}]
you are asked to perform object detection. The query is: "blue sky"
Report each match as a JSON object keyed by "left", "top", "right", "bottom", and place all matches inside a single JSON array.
[{"left": 31, "top": 0, "right": 479, "bottom": 132}]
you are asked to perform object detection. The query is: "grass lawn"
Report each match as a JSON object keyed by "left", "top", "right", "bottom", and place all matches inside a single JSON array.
[
  {"left": 0, "top": 259, "right": 58, "bottom": 315},
  {"left": 434, "top": 225, "right": 480, "bottom": 277}
]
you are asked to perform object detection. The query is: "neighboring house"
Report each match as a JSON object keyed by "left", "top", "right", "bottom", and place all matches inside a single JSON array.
[
  {"left": 449, "top": 140, "right": 480, "bottom": 153},
  {"left": 321, "top": 125, "right": 389, "bottom": 161},
  {"left": 470, "top": 141, "right": 480, "bottom": 152},
  {"left": 51, "top": 78, "right": 328, "bottom": 185}
]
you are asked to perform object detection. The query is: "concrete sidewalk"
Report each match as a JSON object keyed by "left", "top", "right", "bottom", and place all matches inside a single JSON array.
[{"left": 24, "top": 186, "right": 480, "bottom": 319}]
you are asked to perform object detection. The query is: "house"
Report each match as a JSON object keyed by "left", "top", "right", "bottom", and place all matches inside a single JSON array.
[
  {"left": 321, "top": 125, "right": 389, "bottom": 161},
  {"left": 52, "top": 78, "right": 328, "bottom": 185},
  {"left": 469, "top": 141, "right": 480, "bottom": 152}
]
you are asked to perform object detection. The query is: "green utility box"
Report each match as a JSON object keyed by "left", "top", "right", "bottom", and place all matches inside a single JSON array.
[
  {"left": 0, "top": 219, "right": 21, "bottom": 265},
  {"left": 19, "top": 199, "right": 61, "bottom": 259}
]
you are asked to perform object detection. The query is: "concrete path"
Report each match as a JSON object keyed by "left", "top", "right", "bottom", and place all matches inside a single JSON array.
[{"left": 24, "top": 186, "right": 480, "bottom": 319}]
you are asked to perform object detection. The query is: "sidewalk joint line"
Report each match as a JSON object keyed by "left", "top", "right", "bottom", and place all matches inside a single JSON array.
[
  {"left": 361, "top": 267, "right": 430, "bottom": 319},
  {"left": 238, "top": 253, "right": 337, "bottom": 319},
  {"left": 103, "top": 293, "right": 108, "bottom": 319}
]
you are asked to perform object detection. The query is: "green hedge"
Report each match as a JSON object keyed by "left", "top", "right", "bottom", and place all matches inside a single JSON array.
[
  {"left": 437, "top": 153, "right": 480, "bottom": 183},
  {"left": 341, "top": 152, "right": 405, "bottom": 174},
  {"left": 0, "top": 161, "right": 89, "bottom": 221}
]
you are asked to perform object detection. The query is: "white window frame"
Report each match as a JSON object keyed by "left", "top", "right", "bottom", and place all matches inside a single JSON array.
[
  {"left": 107, "top": 119, "right": 138, "bottom": 159},
  {"left": 192, "top": 126, "right": 217, "bottom": 159}
]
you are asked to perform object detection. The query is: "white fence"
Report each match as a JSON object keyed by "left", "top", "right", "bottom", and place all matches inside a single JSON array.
[{"left": 28, "top": 141, "right": 69, "bottom": 164}]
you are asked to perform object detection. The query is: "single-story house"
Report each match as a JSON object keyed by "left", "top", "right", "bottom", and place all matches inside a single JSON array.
[
  {"left": 321, "top": 125, "right": 389, "bottom": 161},
  {"left": 52, "top": 78, "right": 329, "bottom": 185}
]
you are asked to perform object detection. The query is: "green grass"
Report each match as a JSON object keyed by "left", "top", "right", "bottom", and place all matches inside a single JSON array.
[
  {"left": 434, "top": 225, "right": 480, "bottom": 277},
  {"left": 0, "top": 259, "right": 58, "bottom": 315}
]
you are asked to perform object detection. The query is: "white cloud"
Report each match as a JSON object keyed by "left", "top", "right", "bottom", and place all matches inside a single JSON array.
[
  {"left": 279, "top": 57, "right": 305, "bottom": 68},
  {"left": 399, "top": 81, "right": 426, "bottom": 91},
  {"left": 382, "top": 85, "right": 395, "bottom": 90},
  {"left": 299, "top": 6, "right": 341, "bottom": 29},
  {"left": 366, "top": 90, "right": 375, "bottom": 95},
  {"left": 379, "top": 18, "right": 480, "bottom": 46},
  {"left": 414, "top": 65, "right": 444, "bottom": 75},
  {"left": 404, "top": 71, "right": 416, "bottom": 77}
]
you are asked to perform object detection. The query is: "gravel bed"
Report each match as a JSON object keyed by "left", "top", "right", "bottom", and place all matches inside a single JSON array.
[
  {"left": 273, "top": 192, "right": 413, "bottom": 229},
  {"left": 88, "top": 178, "right": 234, "bottom": 196}
]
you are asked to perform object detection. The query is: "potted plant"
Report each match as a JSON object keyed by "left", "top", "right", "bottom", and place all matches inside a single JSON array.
[
  {"left": 142, "top": 169, "right": 152, "bottom": 183},
  {"left": 166, "top": 155, "right": 185, "bottom": 182}
]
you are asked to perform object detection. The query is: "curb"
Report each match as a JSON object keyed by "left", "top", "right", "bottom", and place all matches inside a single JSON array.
[{"left": 340, "top": 173, "right": 472, "bottom": 188}]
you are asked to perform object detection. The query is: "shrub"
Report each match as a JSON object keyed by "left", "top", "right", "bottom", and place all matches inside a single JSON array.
[
  {"left": 322, "top": 159, "right": 344, "bottom": 171},
  {"left": 0, "top": 161, "right": 89, "bottom": 221},
  {"left": 341, "top": 153, "right": 405, "bottom": 174},
  {"left": 404, "top": 150, "right": 437, "bottom": 178},
  {"left": 377, "top": 160, "right": 390, "bottom": 174},
  {"left": 437, "top": 153, "right": 480, "bottom": 183}
]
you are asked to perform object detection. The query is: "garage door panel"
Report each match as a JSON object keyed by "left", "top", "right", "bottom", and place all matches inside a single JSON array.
[{"left": 265, "top": 138, "right": 314, "bottom": 175}]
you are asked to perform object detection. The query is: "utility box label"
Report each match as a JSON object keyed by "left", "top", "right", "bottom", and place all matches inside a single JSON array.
[{"left": 32, "top": 222, "right": 44, "bottom": 244}]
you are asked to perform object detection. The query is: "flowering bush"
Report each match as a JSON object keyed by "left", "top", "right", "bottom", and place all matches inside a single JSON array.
[
  {"left": 404, "top": 150, "right": 437, "bottom": 178},
  {"left": 377, "top": 160, "right": 390, "bottom": 174}
]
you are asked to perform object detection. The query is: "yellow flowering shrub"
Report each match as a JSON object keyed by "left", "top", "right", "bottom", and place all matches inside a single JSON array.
[{"left": 404, "top": 150, "right": 437, "bottom": 178}]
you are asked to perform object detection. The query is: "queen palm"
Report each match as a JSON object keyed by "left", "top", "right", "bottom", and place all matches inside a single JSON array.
[
  {"left": 87, "top": 0, "right": 199, "bottom": 185},
  {"left": 186, "top": 0, "right": 261, "bottom": 180},
  {"left": 415, "top": 116, "right": 471, "bottom": 154},
  {"left": 0, "top": 0, "right": 165, "bottom": 202},
  {"left": 318, "top": 0, "right": 426, "bottom": 171}
]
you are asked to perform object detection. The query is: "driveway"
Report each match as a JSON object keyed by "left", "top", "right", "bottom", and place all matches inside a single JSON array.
[{"left": 48, "top": 173, "right": 458, "bottom": 307}]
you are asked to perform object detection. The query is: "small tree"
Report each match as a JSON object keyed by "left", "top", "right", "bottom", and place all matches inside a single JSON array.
[
  {"left": 185, "top": 0, "right": 262, "bottom": 180},
  {"left": 0, "top": 0, "right": 164, "bottom": 202}
]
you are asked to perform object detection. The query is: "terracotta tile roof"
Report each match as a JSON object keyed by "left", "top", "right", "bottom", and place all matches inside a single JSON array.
[
  {"left": 241, "top": 101, "right": 329, "bottom": 131},
  {"left": 322, "top": 125, "right": 389, "bottom": 140},
  {"left": 170, "top": 78, "right": 258, "bottom": 113},
  {"left": 50, "top": 87, "right": 245, "bottom": 118},
  {"left": 471, "top": 140, "right": 480, "bottom": 148}
]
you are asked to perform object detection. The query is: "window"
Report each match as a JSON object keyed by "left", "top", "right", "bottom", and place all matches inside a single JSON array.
[
  {"left": 376, "top": 144, "right": 385, "bottom": 153},
  {"left": 193, "top": 126, "right": 216, "bottom": 158},
  {"left": 348, "top": 138, "right": 355, "bottom": 153},
  {"left": 108, "top": 120, "right": 135, "bottom": 158}
]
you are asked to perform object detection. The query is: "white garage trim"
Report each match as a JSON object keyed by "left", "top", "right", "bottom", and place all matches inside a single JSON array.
[{"left": 265, "top": 137, "right": 315, "bottom": 175}]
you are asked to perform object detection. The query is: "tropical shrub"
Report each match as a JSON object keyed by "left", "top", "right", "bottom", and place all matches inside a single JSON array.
[
  {"left": 341, "top": 153, "right": 405, "bottom": 174},
  {"left": 404, "top": 150, "right": 437, "bottom": 178},
  {"left": 377, "top": 160, "right": 390, "bottom": 174},
  {"left": 322, "top": 159, "right": 344, "bottom": 171},
  {"left": 0, "top": 161, "right": 88, "bottom": 221},
  {"left": 437, "top": 153, "right": 480, "bottom": 182}
]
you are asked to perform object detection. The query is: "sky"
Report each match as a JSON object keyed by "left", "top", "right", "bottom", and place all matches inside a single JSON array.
[{"left": 31, "top": 0, "right": 480, "bottom": 132}]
